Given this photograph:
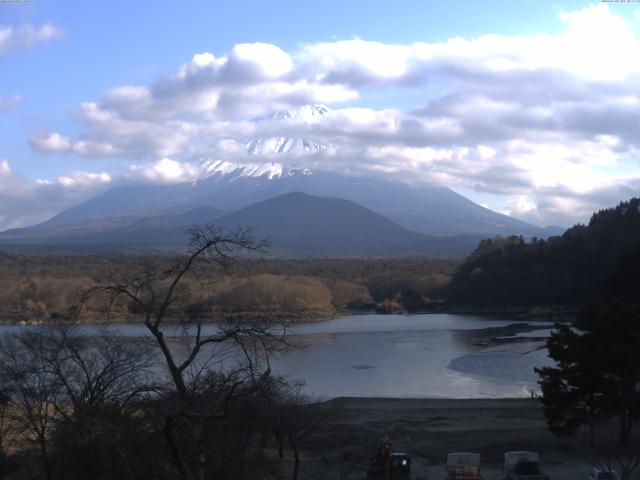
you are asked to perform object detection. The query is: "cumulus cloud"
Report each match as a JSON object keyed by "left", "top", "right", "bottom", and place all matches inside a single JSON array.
[
  {"left": 29, "top": 132, "right": 73, "bottom": 153},
  {"left": 0, "top": 23, "right": 64, "bottom": 55},
  {"left": 21, "top": 4, "right": 640, "bottom": 227},
  {"left": 129, "top": 157, "right": 201, "bottom": 183},
  {"left": 29, "top": 131, "right": 121, "bottom": 157}
]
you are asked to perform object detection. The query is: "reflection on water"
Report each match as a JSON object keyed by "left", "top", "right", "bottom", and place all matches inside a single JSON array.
[{"left": 0, "top": 314, "right": 555, "bottom": 399}]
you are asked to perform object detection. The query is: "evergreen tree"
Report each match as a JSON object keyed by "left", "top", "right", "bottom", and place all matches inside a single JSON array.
[{"left": 537, "top": 304, "right": 640, "bottom": 447}]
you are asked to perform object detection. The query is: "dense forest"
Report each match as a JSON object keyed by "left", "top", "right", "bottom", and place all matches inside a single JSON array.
[{"left": 447, "top": 197, "right": 640, "bottom": 307}]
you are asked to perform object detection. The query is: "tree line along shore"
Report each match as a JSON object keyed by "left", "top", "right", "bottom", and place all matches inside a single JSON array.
[
  {"left": 4, "top": 197, "right": 640, "bottom": 325},
  {"left": 0, "top": 254, "right": 458, "bottom": 324}
]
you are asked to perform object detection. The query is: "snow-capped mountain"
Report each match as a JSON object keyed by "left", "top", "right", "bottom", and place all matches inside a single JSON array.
[
  {"left": 198, "top": 105, "right": 328, "bottom": 179},
  {"left": 245, "top": 104, "right": 329, "bottom": 156},
  {"left": 201, "top": 160, "right": 287, "bottom": 180},
  {"left": 14, "top": 104, "right": 565, "bottom": 247}
]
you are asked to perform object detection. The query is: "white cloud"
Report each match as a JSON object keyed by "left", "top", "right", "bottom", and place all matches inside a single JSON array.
[
  {"left": 72, "top": 140, "right": 121, "bottom": 157},
  {"left": 0, "top": 159, "right": 113, "bottom": 230},
  {"left": 0, "top": 23, "right": 64, "bottom": 55},
  {"left": 29, "top": 131, "right": 122, "bottom": 157},
  {"left": 131, "top": 157, "right": 201, "bottom": 183},
  {"left": 0, "top": 95, "right": 22, "bottom": 111},
  {"left": 21, "top": 4, "right": 640, "bottom": 227},
  {"left": 29, "top": 132, "right": 73, "bottom": 153},
  {"left": 227, "top": 42, "right": 293, "bottom": 79},
  {"left": 298, "top": 4, "right": 640, "bottom": 84},
  {"left": 56, "top": 171, "right": 111, "bottom": 188},
  {"left": 0, "top": 159, "right": 11, "bottom": 177}
]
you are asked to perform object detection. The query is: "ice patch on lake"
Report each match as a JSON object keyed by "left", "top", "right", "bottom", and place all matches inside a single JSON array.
[{"left": 447, "top": 350, "right": 554, "bottom": 383}]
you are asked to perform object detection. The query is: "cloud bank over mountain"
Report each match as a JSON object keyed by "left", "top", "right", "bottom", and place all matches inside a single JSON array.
[{"left": 2, "top": 4, "right": 640, "bottom": 229}]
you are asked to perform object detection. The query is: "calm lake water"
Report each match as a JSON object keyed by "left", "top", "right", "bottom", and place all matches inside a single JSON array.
[
  {"left": 271, "top": 314, "right": 554, "bottom": 399},
  {"left": 0, "top": 314, "right": 555, "bottom": 399}
]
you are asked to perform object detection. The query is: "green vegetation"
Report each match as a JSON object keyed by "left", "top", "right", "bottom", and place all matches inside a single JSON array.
[
  {"left": 533, "top": 200, "right": 640, "bottom": 479},
  {"left": 537, "top": 304, "right": 640, "bottom": 445}
]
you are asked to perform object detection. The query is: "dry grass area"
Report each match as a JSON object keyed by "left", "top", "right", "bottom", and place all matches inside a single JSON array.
[{"left": 0, "top": 253, "right": 457, "bottom": 323}]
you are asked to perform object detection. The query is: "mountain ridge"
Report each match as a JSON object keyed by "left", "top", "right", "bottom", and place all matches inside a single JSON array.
[
  {"left": 0, "top": 192, "right": 483, "bottom": 257},
  {"left": 32, "top": 170, "right": 562, "bottom": 237}
]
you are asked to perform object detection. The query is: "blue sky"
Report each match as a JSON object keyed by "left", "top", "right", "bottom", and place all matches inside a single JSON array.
[
  {"left": 2, "top": 1, "right": 640, "bottom": 229},
  {"left": 3, "top": 0, "right": 595, "bottom": 179}
]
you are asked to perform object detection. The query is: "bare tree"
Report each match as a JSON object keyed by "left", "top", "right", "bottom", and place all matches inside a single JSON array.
[
  {"left": 0, "top": 331, "right": 63, "bottom": 480},
  {"left": 0, "top": 325, "right": 156, "bottom": 480},
  {"left": 266, "top": 383, "right": 331, "bottom": 480},
  {"left": 0, "top": 388, "right": 14, "bottom": 479},
  {"left": 81, "top": 225, "right": 291, "bottom": 480},
  {"left": 34, "top": 325, "right": 154, "bottom": 416}
]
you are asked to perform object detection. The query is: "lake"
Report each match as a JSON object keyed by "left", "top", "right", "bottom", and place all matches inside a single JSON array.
[
  {"left": 272, "top": 314, "right": 555, "bottom": 399},
  {"left": 0, "top": 314, "right": 555, "bottom": 399}
]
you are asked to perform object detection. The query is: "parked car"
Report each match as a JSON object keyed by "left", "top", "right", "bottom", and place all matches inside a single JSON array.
[
  {"left": 503, "top": 451, "right": 550, "bottom": 480},
  {"left": 446, "top": 452, "right": 482, "bottom": 479}
]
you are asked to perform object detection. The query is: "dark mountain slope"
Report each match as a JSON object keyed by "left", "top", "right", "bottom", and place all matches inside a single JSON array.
[
  {"left": 34, "top": 170, "right": 561, "bottom": 237},
  {"left": 0, "top": 193, "right": 481, "bottom": 257},
  {"left": 0, "top": 206, "right": 222, "bottom": 252},
  {"left": 214, "top": 192, "right": 481, "bottom": 256}
]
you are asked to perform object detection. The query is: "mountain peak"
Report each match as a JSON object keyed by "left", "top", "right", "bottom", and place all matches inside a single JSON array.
[
  {"left": 263, "top": 104, "right": 329, "bottom": 122},
  {"left": 246, "top": 104, "right": 329, "bottom": 156}
]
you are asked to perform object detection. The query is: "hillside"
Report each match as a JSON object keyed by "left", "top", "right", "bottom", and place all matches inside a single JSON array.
[
  {"left": 214, "top": 192, "right": 482, "bottom": 256},
  {"left": 0, "top": 193, "right": 482, "bottom": 257},
  {"left": 447, "top": 197, "right": 640, "bottom": 306},
  {"left": 0, "top": 206, "right": 222, "bottom": 251},
  {"left": 32, "top": 170, "right": 560, "bottom": 238}
]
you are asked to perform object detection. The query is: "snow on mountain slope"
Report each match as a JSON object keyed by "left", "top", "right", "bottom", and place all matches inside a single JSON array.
[
  {"left": 245, "top": 104, "right": 329, "bottom": 156},
  {"left": 201, "top": 160, "right": 285, "bottom": 179},
  {"left": 197, "top": 105, "right": 329, "bottom": 179}
]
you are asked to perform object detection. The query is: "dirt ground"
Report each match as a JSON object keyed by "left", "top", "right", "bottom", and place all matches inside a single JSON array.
[{"left": 287, "top": 397, "right": 639, "bottom": 480}]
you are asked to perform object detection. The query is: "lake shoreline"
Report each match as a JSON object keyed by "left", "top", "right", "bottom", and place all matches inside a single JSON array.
[{"left": 0, "top": 305, "right": 577, "bottom": 326}]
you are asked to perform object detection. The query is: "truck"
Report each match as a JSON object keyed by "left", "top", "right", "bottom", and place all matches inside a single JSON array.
[
  {"left": 445, "top": 452, "right": 482, "bottom": 479},
  {"left": 503, "top": 451, "right": 550, "bottom": 480}
]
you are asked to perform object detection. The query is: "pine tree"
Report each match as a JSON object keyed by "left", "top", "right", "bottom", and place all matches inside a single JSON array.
[{"left": 537, "top": 304, "right": 640, "bottom": 447}]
